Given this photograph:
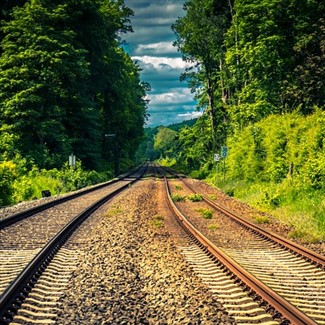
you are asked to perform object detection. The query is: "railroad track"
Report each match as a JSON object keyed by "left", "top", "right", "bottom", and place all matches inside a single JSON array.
[
  {"left": 2, "top": 164, "right": 325, "bottom": 324},
  {"left": 160, "top": 166, "right": 325, "bottom": 324},
  {"left": 0, "top": 165, "right": 147, "bottom": 324}
]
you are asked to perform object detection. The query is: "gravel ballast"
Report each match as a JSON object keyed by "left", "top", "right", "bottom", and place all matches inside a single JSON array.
[{"left": 56, "top": 179, "right": 233, "bottom": 324}]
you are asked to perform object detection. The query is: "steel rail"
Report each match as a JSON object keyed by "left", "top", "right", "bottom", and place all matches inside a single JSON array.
[
  {"left": 164, "top": 175, "right": 317, "bottom": 325},
  {"left": 159, "top": 165, "right": 325, "bottom": 268},
  {"left": 0, "top": 166, "right": 143, "bottom": 230},
  {"left": 0, "top": 166, "right": 146, "bottom": 324},
  {"left": 181, "top": 177, "right": 325, "bottom": 268}
]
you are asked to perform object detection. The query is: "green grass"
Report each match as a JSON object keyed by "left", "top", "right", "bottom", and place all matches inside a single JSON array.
[
  {"left": 253, "top": 215, "right": 270, "bottom": 224},
  {"left": 105, "top": 207, "right": 123, "bottom": 218},
  {"left": 218, "top": 178, "right": 325, "bottom": 242}
]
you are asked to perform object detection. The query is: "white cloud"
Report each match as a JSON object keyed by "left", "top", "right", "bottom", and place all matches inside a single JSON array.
[
  {"left": 178, "top": 111, "right": 203, "bottom": 118},
  {"left": 149, "top": 88, "right": 193, "bottom": 105},
  {"left": 132, "top": 55, "right": 190, "bottom": 70},
  {"left": 135, "top": 42, "right": 176, "bottom": 55}
]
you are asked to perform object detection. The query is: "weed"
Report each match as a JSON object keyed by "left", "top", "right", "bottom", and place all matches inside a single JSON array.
[
  {"left": 175, "top": 185, "right": 183, "bottom": 190},
  {"left": 209, "top": 194, "right": 217, "bottom": 200},
  {"left": 171, "top": 193, "right": 186, "bottom": 202},
  {"left": 187, "top": 194, "right": 203, "bottom": 202},
  {"left": 207, "top": 224, "right": 219, "bottom": 230},
  {"left": 105, "top": 207, "right": 123, "bottom": 218},
  {"left": 253, "top": 215, "right": 270, "bottom": 224},
  {"left": 151, "top": 214, "right": 164, "bottom": 228},
  {"left": 196, "top": 208, "right": 213, "bottom": 219}
]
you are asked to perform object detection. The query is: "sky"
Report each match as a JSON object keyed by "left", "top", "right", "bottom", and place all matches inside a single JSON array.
[{"left": 122, "top": 0, "right": 201, "bottom": 127}]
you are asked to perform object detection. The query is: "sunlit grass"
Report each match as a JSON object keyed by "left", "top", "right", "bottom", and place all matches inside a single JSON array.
[
  {"left": 207, "top": 224, "right": 219, "bottom": 230},
  {"left": 253, "top": 215, "right": 270, "bottom": 224},
  {"left": 221, "top": 179, "right": 325, "bottom": 242}
]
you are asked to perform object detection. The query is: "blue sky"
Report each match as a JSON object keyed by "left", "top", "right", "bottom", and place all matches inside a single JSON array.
[{"left": 123, "top": 0, "right": 201, "bottom": 127}]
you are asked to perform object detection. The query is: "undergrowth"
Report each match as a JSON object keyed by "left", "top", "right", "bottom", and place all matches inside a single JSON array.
[
  {"left": 0, "top": 158, "right": 111, "bottom": 206},
  {"left": 215, "top": 178, "right": 325, "bottom": 242}
]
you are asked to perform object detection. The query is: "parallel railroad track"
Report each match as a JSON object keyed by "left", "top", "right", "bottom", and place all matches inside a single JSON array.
[
  {"left": 0, "top": 166, "right": 147, "bottom": 324},
  {"left": 2, "top": 164, "right": 325, "bottom": 324},
  {"left": 160, "top": 166, "right": 325, "bottom": 324}
]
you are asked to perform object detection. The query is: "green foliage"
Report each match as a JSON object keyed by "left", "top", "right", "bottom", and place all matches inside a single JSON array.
[
  {"left": 172, "top": 0, "right": 231, "bottom": 143},
  {"left": 151, "top": 214, "right": 165, "bottom": 228},
  {"left": 187, "top": 194, "right": 204, "bottom": 202},
  {"left": 153, "top": 127, "right": 178, "bottom": 159},
  {"left": 0, "top": 0, "right": 148, "bottom": 172},
  {"left": 0, "top": 160, "right": 17, "bottom": 206},
  {"left": 226, "top": 110, "right": 325, "bottom": 190},
  {"left": 196, "top": 207, "right": 213, "bottom": 219},
  {"left": 0, "top": 157, "right": 111, "bottom": 206},
  {"left": 171, "top": 193, "right": 186, "bottom": 202},
  {"left": 253, "top": 215, "right": 270, "bottom": 224}
]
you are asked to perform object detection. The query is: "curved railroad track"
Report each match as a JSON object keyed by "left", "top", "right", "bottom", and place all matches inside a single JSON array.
[
  {"left": 0, "top": 165, "right": 147, "bottom": 324},
  {"left": 160, "top": 166, "right": 325, "bottom": 324}
]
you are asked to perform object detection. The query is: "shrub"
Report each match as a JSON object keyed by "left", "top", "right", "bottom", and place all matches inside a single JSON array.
[{"left": 0, "top": 161, "right": 17, "bottom": 206}]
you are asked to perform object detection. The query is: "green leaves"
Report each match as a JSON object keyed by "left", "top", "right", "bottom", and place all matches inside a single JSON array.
[{"left": 0, "top": 0, "right": 148, "bottom": 172}]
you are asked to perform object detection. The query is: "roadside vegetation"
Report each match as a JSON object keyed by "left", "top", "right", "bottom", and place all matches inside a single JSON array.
[
  {"left": 0, "top": 156, "right": 111, "bottom": 206},
  {"left": 136, "top": 0, "right": 325, "bottom": 243},
  {"left": 0, "top": 1, "right": 148, "bottom": 206}
]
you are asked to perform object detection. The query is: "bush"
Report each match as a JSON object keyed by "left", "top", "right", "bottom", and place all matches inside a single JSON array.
[
  {"left": 1, "top": 159, "right": 111, "bottom": 205},
  {"left": 0, "top": 161, "right": 17, "bottom": 206}
]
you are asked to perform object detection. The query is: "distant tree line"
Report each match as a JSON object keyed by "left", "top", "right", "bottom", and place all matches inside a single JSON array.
[{"left": 0, "top": 0, "right": 149, "bottom": 171}]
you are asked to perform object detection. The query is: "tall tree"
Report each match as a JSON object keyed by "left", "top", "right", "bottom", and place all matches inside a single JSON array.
[
  {"left": 281, "top": 0, "right": 325, "bottom": 112},
  {"left": 172, "top": 0, "right": 233, "bottom": 147},
  {"left": 0, "top": 2, "right": 90, "bottom": 167},
  {"left": 225, "top": 0, "right": 325, "bottom": 127},
  {"left": 0, "top": 0, "right": 148, "bottom": 172}
]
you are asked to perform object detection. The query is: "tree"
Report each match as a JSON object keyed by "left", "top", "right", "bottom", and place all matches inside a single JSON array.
[
  {"left": 280, "top": 0, "right": 325, "bottom": 112},
  {"left": 0, "top": 0, "right": 148, "bottom": 172},
  {"left": 172, "top": 0, "right": 233, "bottom": 147},
  {"left": 154, "top": 127, "right": 178, "bottom": 159},
  {"left": 0, "top": 2, "right": 90, "bottom": 167}
]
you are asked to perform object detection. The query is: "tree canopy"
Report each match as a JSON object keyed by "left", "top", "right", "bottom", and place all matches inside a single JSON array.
[
  {"left": 173, "top": 0, "right": 324, "bottom": 134},
  {"left": 0, "top": 0, "right": 148, "bottom": 171}
]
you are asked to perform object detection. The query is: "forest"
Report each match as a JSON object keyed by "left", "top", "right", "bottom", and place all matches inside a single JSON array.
[
  {"left": 0, "top": 0, "right": 148, "bottom": 205},
  {"left": 137, "top": 0, "right": 325, "bottom": 241}
]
